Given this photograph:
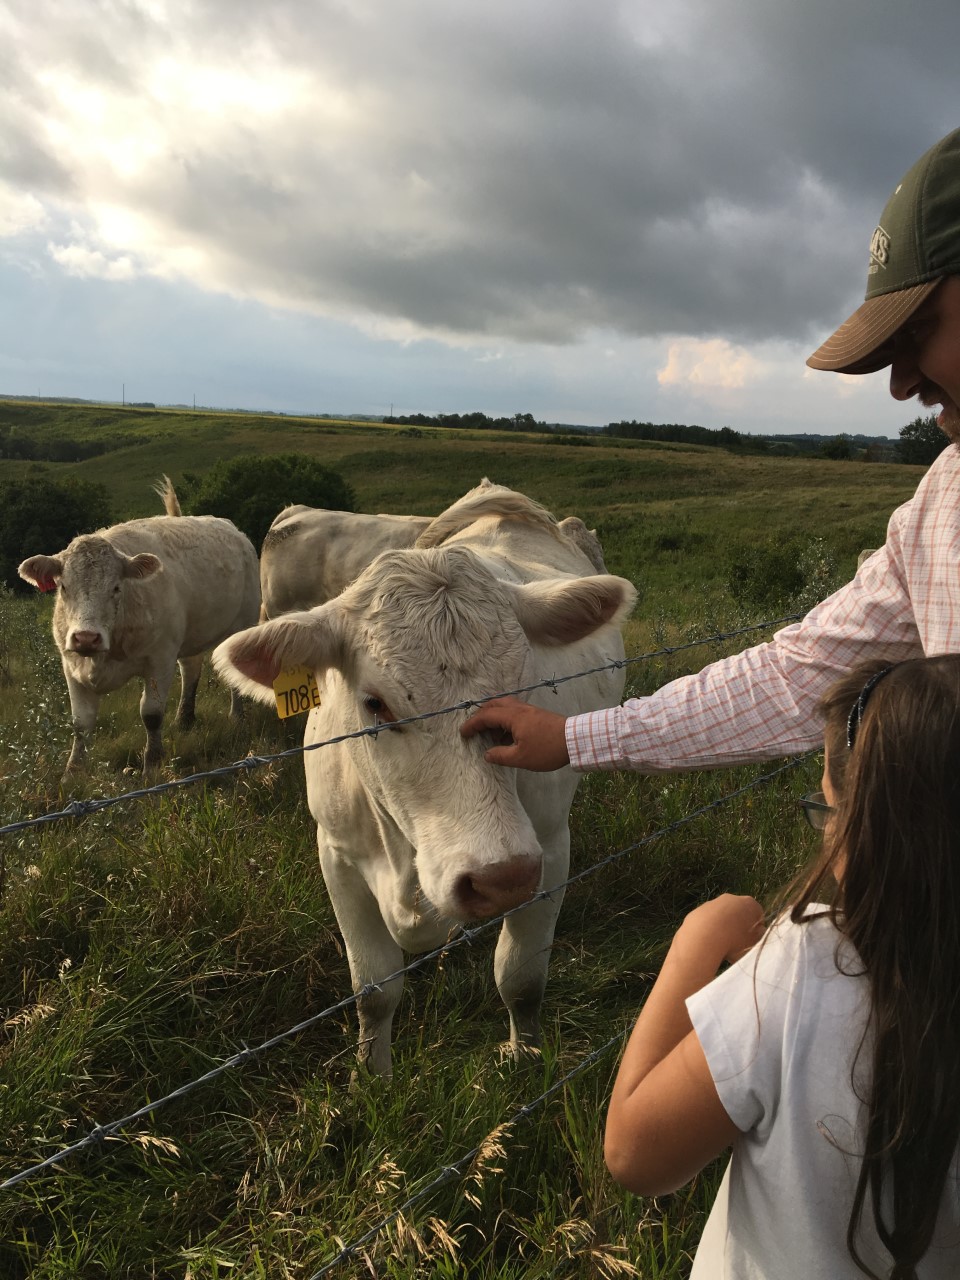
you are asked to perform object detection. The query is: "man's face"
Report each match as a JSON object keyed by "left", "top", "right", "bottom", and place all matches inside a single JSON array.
[{"left": 889, "top": 276, "right": 960, "bottom": 440}]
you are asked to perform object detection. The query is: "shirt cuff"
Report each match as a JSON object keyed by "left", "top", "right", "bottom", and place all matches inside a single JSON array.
[{"left": 565, "top": 706, "right": 625, "bottom": 771}]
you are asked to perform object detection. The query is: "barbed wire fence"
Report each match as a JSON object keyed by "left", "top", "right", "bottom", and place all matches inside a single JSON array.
[
  {"left": 0, "top": 754, "right": 809, "bottom": 1197},
  {"left": 0, "top": 610, "right": 813, "bottom": 1272},
  {"left": 1, "top": 612, "right": 802, "bottom": 840}
]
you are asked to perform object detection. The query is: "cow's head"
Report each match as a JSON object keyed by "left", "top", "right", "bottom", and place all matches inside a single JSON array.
[
  {"left": 214, "top": 546, "right": 634, "bottom": 922},
  {"left": 19, "top": 537, "right": 162, "bottom": 656}
]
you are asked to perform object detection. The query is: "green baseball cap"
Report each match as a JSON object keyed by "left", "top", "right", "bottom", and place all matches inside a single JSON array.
[{"left": 807, "top": 126, "right": 960, "bottom": 374}]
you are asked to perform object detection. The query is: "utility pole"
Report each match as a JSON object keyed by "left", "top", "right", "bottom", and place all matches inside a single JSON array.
[{"left": 122, "top": 382, "right": 125, "bottom": 406}]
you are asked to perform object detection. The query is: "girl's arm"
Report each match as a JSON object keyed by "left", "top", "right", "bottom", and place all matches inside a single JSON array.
[{"left": 604, "top": 894, "right": 764, "bottom": 1196}]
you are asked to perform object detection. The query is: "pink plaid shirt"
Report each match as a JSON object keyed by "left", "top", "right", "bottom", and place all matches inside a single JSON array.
[{"left": 566, "top": 445, "right": 960, "bottom": 773}]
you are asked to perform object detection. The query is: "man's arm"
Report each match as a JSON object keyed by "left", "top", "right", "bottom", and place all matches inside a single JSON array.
[
  {"left": 574, "top": 471, "right": 942, "bottom": 773},
  {"left": 567, "top": 536, "right": 922, "bottom": 773},
  {"left": 460, "top": 559, "right": 920, "bottom": 773},
  {"left": 462, "top": 479, "right": 928, "bottom": 774}
]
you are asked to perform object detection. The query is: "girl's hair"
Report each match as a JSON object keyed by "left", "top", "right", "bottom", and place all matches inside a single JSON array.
[{"left": 789, "top": 655, "right": 960, "bottom": 1280}]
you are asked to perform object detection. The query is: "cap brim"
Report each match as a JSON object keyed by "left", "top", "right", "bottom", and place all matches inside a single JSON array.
[{"left": 806, "top": 280, "right": 941, "bottom": 374}]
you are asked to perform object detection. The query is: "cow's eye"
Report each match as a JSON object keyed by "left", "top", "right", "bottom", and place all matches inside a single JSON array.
[{"left": 363, "top": 694, "right": 400, "bottom": 729}]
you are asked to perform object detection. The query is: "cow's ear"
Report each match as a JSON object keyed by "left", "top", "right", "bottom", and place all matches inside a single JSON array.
[
  {"left": 18, "top": 555, "right": 63, "bottom": 593},
  {"left": 508, "top": 575, "right": 637, "bottom": 647},
  {"left": 122, "top": 553, "right": 162, "bottom": 580},
  {"left": 212, "top": 609, "right": 343, "bottom": 706}
]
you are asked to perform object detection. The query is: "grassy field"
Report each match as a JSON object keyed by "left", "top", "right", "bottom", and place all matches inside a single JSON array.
[
  {"left": 0, "top": 402, "right": 923, "bottom": 1277},
  {"left": 1, "top": 398, "right": 917, "bottom": 628}
]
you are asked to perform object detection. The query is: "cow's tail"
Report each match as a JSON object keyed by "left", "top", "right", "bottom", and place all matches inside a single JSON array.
[{"left": 153, "top": 474, "right": 182, "bottom": 517}]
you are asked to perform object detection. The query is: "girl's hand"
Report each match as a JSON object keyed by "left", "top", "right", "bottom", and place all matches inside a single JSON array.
[{"left": 675, "top": 893, "right": 765, "bottom": 967}]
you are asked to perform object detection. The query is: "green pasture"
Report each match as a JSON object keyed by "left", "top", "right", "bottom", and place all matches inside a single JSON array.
[
  {"left": 0, "top": 402, "right": 922, "bottom": 1277},
  {"left": 0, "top": 398, "right": 917, "bottom": 631}
]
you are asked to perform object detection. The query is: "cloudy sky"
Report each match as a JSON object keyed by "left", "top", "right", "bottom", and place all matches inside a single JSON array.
[{"left": 2, "top": 0, "right": 959, "bottom": 436}]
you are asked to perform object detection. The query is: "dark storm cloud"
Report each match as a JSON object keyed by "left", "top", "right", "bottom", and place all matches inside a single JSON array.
[{"left": 4, "top": 0, "right": 960, "bottom": 348}]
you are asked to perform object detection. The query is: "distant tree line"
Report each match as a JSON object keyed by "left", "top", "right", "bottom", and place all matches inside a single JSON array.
[
  {"left": 384, "top": 411, "right": 550, "bottom": 432},
  {"left": 603, "top": 416, "right": 950, "bottom": 465},
  {"left": 603, "top": 420, "right": 767, "bottom": 452},
  {"left": 0, "top": 429, "right": 119, "bottom": 462}
]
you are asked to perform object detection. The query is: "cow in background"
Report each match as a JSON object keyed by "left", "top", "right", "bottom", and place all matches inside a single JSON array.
[
  {"left": 214, "top": 481, "right": 634, "bottom": 1076},
  {"left": 258, "top": 483, "right": 607, "bottom": 619},
  {"left": 259, "top": 507, "right": 431, "bottom": 620},
  {"left": 19, "top": 476, "right": 260, "bottom": 775}
]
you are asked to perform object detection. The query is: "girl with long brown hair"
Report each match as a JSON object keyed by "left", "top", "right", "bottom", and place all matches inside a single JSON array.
[{"left": 604, "top": 655, "right": 960, "bottom": 1278}]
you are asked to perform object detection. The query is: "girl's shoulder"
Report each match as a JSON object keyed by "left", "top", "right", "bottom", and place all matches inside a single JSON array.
[
  {"left": 744, "top": 907, "right": 862, "bottom": 1000},
  {"left": 689, "top": 908, "right": 868, "bottom": 1085}
]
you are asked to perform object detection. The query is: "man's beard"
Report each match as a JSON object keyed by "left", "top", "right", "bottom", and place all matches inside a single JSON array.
[{"left": 918, "top": 382, "right": 960, "bottom": 443}]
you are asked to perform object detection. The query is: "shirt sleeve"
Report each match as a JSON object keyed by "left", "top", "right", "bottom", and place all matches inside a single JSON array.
[
  {"left": 565, "top": 491, "right": 925, "bottom": 772},
  {"left": 685, "top": 919, "right": 808, "bottom": 1134}
]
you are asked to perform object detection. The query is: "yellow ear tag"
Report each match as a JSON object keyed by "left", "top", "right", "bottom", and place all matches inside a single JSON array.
[{"left": 272, "top": 666, "right": 321, "bottom": 719}]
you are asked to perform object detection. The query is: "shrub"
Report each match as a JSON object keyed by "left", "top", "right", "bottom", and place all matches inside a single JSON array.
[
  {"left": 0, "top": 475, "right": 112, "bottom": 592},
  {"left": 726, "top": 535, "right": 841, "bottom": 614},
  {"left": 820, "top": 434, "right": 853, "bottom": 460},
  {"left": 182, "top": 454, "right": 356, "bottom": 549}
]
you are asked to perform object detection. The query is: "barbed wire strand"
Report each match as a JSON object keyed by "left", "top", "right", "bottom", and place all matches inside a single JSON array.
[
  {"left": 1, "top": 612, "right": 802, "bottom": 839},
  {"left": 0, "top": 753, "right": 810, "bottom": 1193},
  {"left": 310, "top": 1027, "right": 629, "bottom": 1278}
]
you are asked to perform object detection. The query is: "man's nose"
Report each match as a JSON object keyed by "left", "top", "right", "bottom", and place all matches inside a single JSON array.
[{"left": 889, "top": 350, "right": 922, "bottom": 402}]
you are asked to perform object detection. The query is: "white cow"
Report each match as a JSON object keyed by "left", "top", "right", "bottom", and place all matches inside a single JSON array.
[
  {"left": 214, "top": 482, "right": 634, "bottom": 1075},
  {"left": 19, "top": 477, "right": 260, "bottom": 775},
  {"left": 259, "top": 507, "right": 431, "bottom": 620},
  {"left": 258, "top": 487, "right": 607, "bottom": 619}
]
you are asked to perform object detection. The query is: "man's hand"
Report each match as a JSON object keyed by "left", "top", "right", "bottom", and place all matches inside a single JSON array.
[{"left": 460, "top": 696, "right": 570, "bottom": 771}]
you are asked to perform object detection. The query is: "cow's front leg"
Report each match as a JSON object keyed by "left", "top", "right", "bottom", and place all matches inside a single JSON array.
[
  {"left": 318, "top": 835, "right": 404, "bottom": 1078},
  {"left": 175, "top": 654, "right": 203, "bottom": 728},
  {"left": 139, "top": 664, "right": 175, "bottom": 773},
  {"left": 494, "top": 888, "right": 565, "bottom": 1052},
  {"left": 62, "top": 671, "right": 99, "bottom": 776},
  {"left": 493, "top": 822, "right": 570, "bottom": 1054}
]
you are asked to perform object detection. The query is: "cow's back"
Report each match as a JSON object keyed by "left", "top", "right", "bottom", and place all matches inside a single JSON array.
[
  {"left": 418, "top": 497, "right": 603, "bottom": 586},
  {"left": 260, "top": 509, "right": 432, "bottom": 618}
]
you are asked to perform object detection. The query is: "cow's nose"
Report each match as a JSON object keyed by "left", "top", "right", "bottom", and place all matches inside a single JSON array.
[
  {"left": 453, "top": 855, "right": 542, "bottom": 919},
  {"left": 70, "top": 630, "right": 103, "bottom": 652}
]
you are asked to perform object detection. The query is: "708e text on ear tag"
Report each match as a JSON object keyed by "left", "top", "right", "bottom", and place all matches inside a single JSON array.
[{"left": 272, "top": 666, "right": 321, "bottom": 719}]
